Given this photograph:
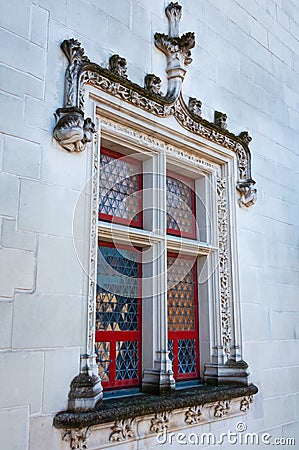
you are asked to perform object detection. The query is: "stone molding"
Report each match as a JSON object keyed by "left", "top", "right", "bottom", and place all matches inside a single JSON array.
[
  {"left": 58, "top": 389, "right": 256, "bottom": 449},
  {"left": 52, "top": 2, "right": 256, "bottom": 208}
]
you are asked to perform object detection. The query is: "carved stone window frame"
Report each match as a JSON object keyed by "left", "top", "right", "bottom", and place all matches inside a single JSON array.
[{"left": 52, "top": 2, "right": 257, "bottom": 441}]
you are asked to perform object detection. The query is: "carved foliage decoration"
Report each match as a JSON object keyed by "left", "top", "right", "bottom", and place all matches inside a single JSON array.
[
  {"left": 53, "top": 1, "right": 256, "bottom": 207},
  {"left": 150, "top": 412, "right": 171, "bottom": 434},
  {"left": 214, "top": 401, "right": 231, "bottom": 418},
  {"left": 185, "top": 405, "right": 203, "bottom": 425},
  {"left": 110, "top": 419, "right": 135, "bottom": 442},
  {"left": 217, "top": 176, "right": 232, "bottom": 356},
  {"left": 240, "top": 395, "right": 254, "bottom": 412},
  {"left": 63, "top": 427, "right": 90, "bottom": 450}
]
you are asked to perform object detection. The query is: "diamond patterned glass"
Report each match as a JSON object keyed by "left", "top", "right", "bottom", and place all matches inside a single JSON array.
[
  {"left": 99, "top": 149, "right": 142, "bottom": 226},
  {"left": 96, "top": 246, "right": 139, "bottom": 332},
  {"left": 167, "top": 254, "right": 199, "bottom": 379},
  {"left": 178, "top": 339, "right": 197, "bottom": 374},
  {"left": 95, "top": 341, "right": 110, "bottom": 381},
  {"left": 167, "top": 255, "right": 196, "bottom": 332},
  {"left": 116, "top": 341, "right": 139, "bottom": 380},
  {"left": 166, "top": 174, "right": 195, "bottom": 237},
  {"left": 96, "top": 243, "right": 141, "bottom": 388}
]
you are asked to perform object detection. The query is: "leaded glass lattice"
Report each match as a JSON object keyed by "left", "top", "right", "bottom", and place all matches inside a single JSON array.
[
  {"left": 167, "top": 254, "right": 199, "bottom": 380},
  {"left": 178, "top": 339, "right": 196, "bottom": 374},
  {"left": 99, "top": 149, "right": 142, "bottom": 226},
  {"left": 166, "top": 174, "right": 195, "bottom": 237},
  {"left": 167, "top": 255, "right": 196, "bottom": 332},
  {"left": 95, "top": 242, "right": 141, "bottom": 388},
  {"left": 96, "top": 246, "right": 139, "bottom": 332},
  {"left": 95, "top": 341, "right": 110, "bottom": 381},
  {"left": 116, "top": 341, "right": 139, "bottom": 380}
]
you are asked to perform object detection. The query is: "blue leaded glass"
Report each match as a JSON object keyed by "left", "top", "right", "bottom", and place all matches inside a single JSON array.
[
  {"left": 178, "top": 339, "right": 197, "bottom": 374},
  {"left": 116, "top": 341, "right": 139, "bottom": 380}
]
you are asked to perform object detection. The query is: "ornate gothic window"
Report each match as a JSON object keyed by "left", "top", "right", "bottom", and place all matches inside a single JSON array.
[{"left": 53, "top": 2, "right": 258, "bottom": 445}]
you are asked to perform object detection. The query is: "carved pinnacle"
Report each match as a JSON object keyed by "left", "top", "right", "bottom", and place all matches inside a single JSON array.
[{"left": 166, "top": 2, "right": 182, "bottom": 37}]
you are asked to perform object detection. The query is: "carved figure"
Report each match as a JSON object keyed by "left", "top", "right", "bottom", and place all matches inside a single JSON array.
[
  {"left": 109, "top": 54, "right": 128, "bottom": 78},
  {"left": 214, "top": 111, "right": 227, "bottom": 130}
]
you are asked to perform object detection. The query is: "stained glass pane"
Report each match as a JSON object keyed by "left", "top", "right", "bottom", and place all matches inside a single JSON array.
[
  {"left": 96, "top": 246, "right": 139, "bottom": 332},
  {"left": 178, "top": 339, "right": 197, "bottom": 374},
  {"left": 166, "top": 175, "right": 195, "bottom": 236},
  {"left": 116, "top": 341, "right": 139, "bottom": 380},
  {"left": 167, "top": 256, "right": 196, "bottom": 332},
  {"left": 95, "top": 341, "right": 110, "bottom": 381},
  {"left": 99, "top": 149, "right": 142, "bottom": 225}
]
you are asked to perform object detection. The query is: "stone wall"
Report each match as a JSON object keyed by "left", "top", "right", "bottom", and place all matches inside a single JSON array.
[{"left": 0, "top": 0, "right": 298, "bottom": 448}]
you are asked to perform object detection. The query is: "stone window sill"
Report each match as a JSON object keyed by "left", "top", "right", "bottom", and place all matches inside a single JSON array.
[{"left": 53, "top": 383, "right": 258, "bottom": 429}]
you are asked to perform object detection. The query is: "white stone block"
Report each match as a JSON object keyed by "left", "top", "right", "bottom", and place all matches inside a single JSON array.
[
  {"left": 76, "top": 3, "right": 108, "bottom": 47},
  {"left": 29, "top": 415, "right": 62, "bottom": 450},
  {"left": 0, "top": 248, "right": 35, "bottom": 298},
  {"left": 0, "top": 301, "right": 12, "bottom": 348},
  {"left": 0, "top": 65, "right": 44, "bottom": 100},
  {"left": 90, "top": 0, "right": 131, "bottom": 27},
  {"left": 43, "top": 348, "right": 80, "bottom": 413},
  {"left": 249, "top": 16, "right": 268, "bottom": 48},
  {"left": 3, "top": 135, "right": 41, "bottom": 178},
  {"left": 37, "top": 0, "right": 67, "bottom": 24},
  {"left": 0, "top": 172, "right": 19, "bottom": 218},
  {"left": 2, "top": 219, "right": 36, "bottom": 252},
  {"left": 36, "top": 235, "right": 85, "bottom": 295},
  {"left": 30, "top": 5, "right": 49, "bottom": 48},
  {"left": 24, "top": 96, "right": 52, "bottom": 131},
  {"left": 0, "top": 28, "right": 45, "bottom": 79},
  {"left": 0, "top": 406, "right": 29, "bottom": 450},
  {"left": 18, "top": 179, "right": 78, "bottom": 237},
  {"left": 132, "top": 3, "right": 151, "bottom": 42},
  {"left": 0, "top": 351, "right": 43, "bottom": 411},
  {"left": 12, "top": 293, "right": 84, "bottom": 348},
  {"left": 248, "top": 38, "right": 273, "bottom": 72},
  {"left": 0, "top": 0, "right": 30, "bottom": 38}
]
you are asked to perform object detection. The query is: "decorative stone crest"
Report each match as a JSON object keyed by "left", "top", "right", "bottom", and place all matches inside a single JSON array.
[
  {"left": 240, "top": 395, "right": 254, "bottom": 412},
  {"left": 214, "top": 111, "right": 228, "bottom": 130},
  {"left": 109, "top": 419, "right": 135, "bottom": 442},
  {"left": 150, "top": 412, "right": 171, "bottom": 433},
  {"left": 185, "top": 405, "right": 203, "bottom": 425},
  {"left": 144, "top": 74, "right": 162, "bottom": 95},
  {"left": 109, "top": 54, "right": 128, "bottom": 78},
  {"left": 188, "top": 97, "right": 202, "bottom": 117},
  {"left": 214, "top": 401, "right": 231, "bottom": 418},
  {"left": 62, "top": 427, "right": 90, "bottom": 450}
]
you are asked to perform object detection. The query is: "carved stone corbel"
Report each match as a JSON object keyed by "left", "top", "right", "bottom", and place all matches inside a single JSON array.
[
  {"left": 62, "top": 427, "right": 90, "bottom": 450},
  {"left": 154, "top": 2, "right": 195, "bottom": 101},
  {"left": 53, "top": 39, "right": 95, "bottom": 152}
]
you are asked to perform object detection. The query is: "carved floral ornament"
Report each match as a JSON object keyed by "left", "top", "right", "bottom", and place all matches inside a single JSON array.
[{"left": 53, "top": 2, "right": 256, "bottom": 207}]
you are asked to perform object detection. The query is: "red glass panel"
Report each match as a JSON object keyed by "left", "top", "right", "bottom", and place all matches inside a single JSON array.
[
  {"left": 95, "top": 241, "right": 142, "bottom": 389},
  {"left": 166, "top": 171, "right": 196, "bottom": 238},
  {"left": 167, "top": 253, "right": 199, "bottom": 380},
  {"left": 99, "top": 148, "right": 142, "bottom": 227}
]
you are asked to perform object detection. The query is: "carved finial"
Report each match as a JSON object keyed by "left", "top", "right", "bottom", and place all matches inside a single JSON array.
[
  {"left": 61, "top": 39, "right": 90, "bottom": 65},
  {"left": 237, "top": 182, "right": 257, "bottom": 207},
  {"left": 109, "top": 54, "right": 128, "bottom": 78},
  {"left": 188, "top": 97, "right": 202, "bottom": 117},
  {"left": 165, "top": 2, "right": 182, "bottom": 37},
  {"left": 144, "top": 74, "right": 162, "bottom": 95},
  {"left": 239, "top": 131, "right": 252, "bottom": 145},
  {"left": 214, "top": 111, "right": 227, "bottom": 130},
  {"left": 154, "top": 3, "right": 195, "bottom": 101}
]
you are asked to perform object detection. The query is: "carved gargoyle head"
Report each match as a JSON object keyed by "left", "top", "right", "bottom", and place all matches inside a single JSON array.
[
  {"left": 144, "top": 74, "right": 162, "bottom": 95},
  {"left": 214, "top": 111, "right": 227, "bottom": 130},
  {"left": 109, "top": 54, "right": 128, "bottom": 78},
  {"left": 188, "top": 97, "right": 202, "bottom": 117},
  {"left": 238, "top": 131, "right": 252, "bottom": 145}
]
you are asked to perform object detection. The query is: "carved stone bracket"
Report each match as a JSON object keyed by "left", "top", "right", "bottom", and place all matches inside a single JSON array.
[
  {"left": 62, "top": 427, "right": 90, "bottom": 450},
  {"left": 214, "top": 400, "right": 231, "bottom": 418},
  {"left": 185, "top": 405, "right": 203, "bottom": 425},
  {"left": 150, "top": 412, "right": 171, "bottom": 434},
  {"left": 53, "top": 3, "right": 256, "bottom": 207},
  {"left": 109, "top": 419, "right": 135, "bottom": 442},
  {"left": 240, "top": 395, "right": 254, "bottom": 412}
]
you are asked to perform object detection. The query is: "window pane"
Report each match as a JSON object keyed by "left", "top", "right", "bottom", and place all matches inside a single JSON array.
[
  {"left": 96, "top": 243, "right": 141, "bottom": 388},
  {"left": 167, "top": 254, "right": 199, "bottom": 380},
  {"left": 166, "top": 173, "right": 196, "bottom": 238},
  {"left": 99, "top": 148, "right": 142, "bottom": 227}
]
